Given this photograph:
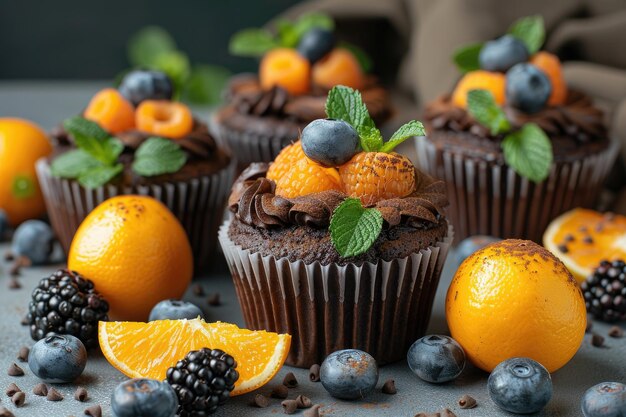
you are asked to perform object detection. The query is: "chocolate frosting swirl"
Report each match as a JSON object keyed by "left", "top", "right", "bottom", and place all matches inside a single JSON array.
[
  {"left": 424, "top": 91, "right": 607, "bottom": 143},
  {"left": 229, "top": 163, "right": 448, "bottom": 230},
  {"left": 225, "top": 74, "right": 393, "bottom": 124}
]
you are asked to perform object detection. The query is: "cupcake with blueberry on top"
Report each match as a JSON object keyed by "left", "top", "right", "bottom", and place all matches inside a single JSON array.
[
  {"left": 219, "top": 85, "right": 452, "bottom": 367},
  {"left": 36, "top": 70, "right": 235, "bottom": 272},
  {"left": 419, "top": 15, "right": 618, "bottom": 243},
  {"left": 213, "top": 13, "right": 393, "bottom": 172}
]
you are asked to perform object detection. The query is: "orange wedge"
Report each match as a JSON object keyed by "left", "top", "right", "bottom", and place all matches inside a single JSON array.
[
  {"left": 543, "top": 208, "right": 626, "bottom": 283},
  {"left": 99, "top": 319, "right": 291, "bottom": 395}
]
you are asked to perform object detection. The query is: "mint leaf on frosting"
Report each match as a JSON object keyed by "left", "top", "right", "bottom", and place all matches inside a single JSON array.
[
  {"left": 453, "top": 43, "right": 483, "bottom": 73},
  {"left": 51, "top": 150, "right": 103, "bottom": 179},
  {"left": 467, "top": 89, "right": 511, "bottom": 135},
  {"left": 132, "top": 137, "right": 187, "bottom": 177},
  {"left": 508, "top": 15, "right": 545, "bottom": 54},
  {"left": 380, "top": 120, "right": 425, "bottom": 153},
  {"left": 229, "top": 29, "right": 279, "bottom": 57},
  {"left": 78, "top": 164, "right": 123, "bottom": 189},
  {"left": 502, "top": 123, "right": 553, "bottom": 183},
  {"left": 63, "top": 117, "right": 123, "bottom": 165},
  {"left": 330, "top": 198, "right": 383, "bottom": 258}
]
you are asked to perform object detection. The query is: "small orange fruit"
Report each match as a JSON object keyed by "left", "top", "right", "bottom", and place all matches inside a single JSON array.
[
  {"left": 446, "top": 239, "right": 586, "bottom": 373},
  {"left": 312, "top": 48, "right": 365, "bottom": 90},
  {"left": 530, "top": 52, "right": 568, "bottom": 106},
  {"left": 99, "top": 319, "right": 291, "bottom": 395},
  {"left": 135, "top": 100, "right": 193, "bottom": 139},
  {"left": 543, "top": 208, "right": 626, "bottom": 283},
  {"left": 274, "top": 158, "right": 342, "bottom": 198},
  {"left": 266, "top": 140, "right": 306, "bottom": 182},
  {"left": 68, "top": 195, "right": 193, "bottom": 321},
  {"left": 338, "top": 152, "right": 416, "bottom": 206},
  {"left": 260, "top": 48, "right": 311, "bottom": 95},
  {"left": 0, "top": 118, "right": 52, "bottom": 226},
  {"left": 451, "top": 70, "right": 506, "bottom": 109},
  {"left": 83, "top": 88, "right": 135, "bottom": 134}
]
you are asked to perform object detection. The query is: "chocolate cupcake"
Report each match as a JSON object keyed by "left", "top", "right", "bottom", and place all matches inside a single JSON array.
[
  {"left": 36, "top": 70, "right": 235, "bottom": 272},
  {"left": 219, "top": 86, "right": 452, "bottom": 367},
  {"left": 213, "top": 13, "right": 392, "bottom": 172},
  {"left": 418, "top": 16, "right": 618, "bottom": 243}
]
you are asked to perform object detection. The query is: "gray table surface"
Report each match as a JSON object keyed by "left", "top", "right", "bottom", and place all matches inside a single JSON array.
[{"left": 0, "top": 82, "right": 625, "bottom": 417}]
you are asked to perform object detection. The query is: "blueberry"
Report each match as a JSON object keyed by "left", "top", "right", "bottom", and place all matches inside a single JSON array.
[
  {"left": 456, "top": 236, "right": 501, "bottom": 265},
  {"left": 488, "top": 357, "right": 552, "bottom": 414},
  {"left": 149, "top": 299, "right": 204, "bottom": 321},
  {"left": 320, "top": 349, "right": 378, "bottom": 400},
  {"left": 581, "top": 382, "right": 626, "bottom": 417},
  {"left": 506, "top": 63, "right": 552, "bottom": 113},
  {"left": 119, "top": 70, "right": 174, "bottom": 106},
  {"left": 301, "top": 119, "right": 360, "bottom": 167},
  {"left": 28, "top": 334, "right": 87, "bottom": 383},
  {"left": 0, "top": 209, "right": 8, "bottom": 241},
  {"left": 297, "top": 28, "right": 336, "bottom": 64},
  {"left": 407, "top": 335, "right": 465, "bottom": 383},
  {"left": 112, "top": 378, "right": 178, "bottom": 417},
  {"left": 479, "top": 35, "right": 529, "bottom": 72},
  {"left": 11, "top": 220, "right": 54, "bottom": 265}
]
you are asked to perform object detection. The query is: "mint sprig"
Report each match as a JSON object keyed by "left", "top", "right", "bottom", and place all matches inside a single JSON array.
[
  {"left": 453, "top": 43, "right": 483, "bottom": 73},
  {"left": 509, "top": 15, "right": 545, "bottom": 54},
  {"left": 330, "top": 198, "right": 383, "bottom": 258},
  {"left": 63, "top": 117, "right": 123, "bottom": 165},
  {"left": 467, "top": 90, "right": 511, "bottom": 135},
  {"left": 132, "top": 137, "right": 187, "bottom": 176},
  {"left": 229, "top": 29, "right": 279, "bottom": 57}
]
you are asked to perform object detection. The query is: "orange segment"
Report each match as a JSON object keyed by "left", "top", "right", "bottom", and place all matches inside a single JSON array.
[
  {"left": 543, "top": 208, "right": 626, "bottom": 283},
  {"left": 312, "top": 48, "right": 365, "bottom": 90},
  {"left": 260, "top": 48, "right": 311, "bottom": 95},
  {"left": 99, "top": 319, "right": 291, "bottom": 395},
  {"left": 84, "top": 88, "right": 135, "bottom": 134},
  {"left": 274, "top": 157, "right": 342, "bottom": 198},
  {"left": 136, "top": 100, "right": 193, "bottom": 139},
  {"left": 451, "top": 70, "right": 506, "bottom": 109}
]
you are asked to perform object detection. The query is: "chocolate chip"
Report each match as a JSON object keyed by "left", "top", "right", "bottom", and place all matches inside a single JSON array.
[
  {"left": 303, "top": 404, "right": 321, "bottom": 417},
  {"left": 75, "top": 387, "right": 88, "bottom": 402},
  {"left": 608, "top": 326, "right": 624, "bottom": 338},
  {"left": 47, "top": 387, "right": 63, "bottom": 401},
  {"left": 441, "top": 409, "right": 457, "bottom": 417},
  {"left": 6, "top": 383, "right": 21, "bottom": 397},
  {"left": 283, "top": 372, "right": 298, "bottom": 388},
  {"left": 17, "top": 346, "right": 29, "bottom": 362},
  {"left": 85, "top": 405, "right": 102, "bottom": 417},
  {"left": 557, "top": 244, "right": 568, "bottom": 253},
  {"left": 192, "top": 284, "right": 205, "bottom": 296},
  {"left": 270, "top": 384, "right": 288, "bottom": 399},
  {"left": 583, "top": 236, "right": 594, "bottom": 244},
  {"left": 11, "top": 391, "right": 25, "bottom": 407},
  {"left": 0, "top": 406, "right": 15, "bottom": 417},
  {"left": 250, "top": 393, "right": 269, "bottom": 408},
  {"left": 382, "top": 379, "right": 397, "bottom": 394},
  {"left": 8, "top": 278, "right": 21, "bottom": 290},
  {"left": 207, "top": 293, "right": 221, "bottom": 306},
  {"left": 281, "top": 399, "right": 298, "bottom": 414},
  {"left": 296, "top": 395, "right": 312, "bottom": 408},
  {"left": 33, "top": 383, "right": 48, "bottom": 396},
  {"left": 592, "top": 333, "right": 605, "bottom": 347},
  {"left": 309, "top": 364, "right": 320, "bottom": 382},
  {"left": 7, "top": 363, "right": 23, "bottom": 377},
  {"left": 458, "top": 394, "right": 477, "bottom": 409}
]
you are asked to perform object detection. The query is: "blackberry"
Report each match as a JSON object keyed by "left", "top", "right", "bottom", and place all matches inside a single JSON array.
[
  {"left": 581, "top": 260, "right": 626, "bottom": 322},
  {"left": 27, "top": 269, "right": 109, "bottom": 347},
  {"left": 166, "top": 348, "right": 239, "bottom": 416}
]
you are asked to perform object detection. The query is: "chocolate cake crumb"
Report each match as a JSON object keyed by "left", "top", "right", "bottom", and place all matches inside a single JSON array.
[
  {"left": 192, "top": 284, "right": 205, "bottom": 296},
  {"left": 282, "top": 372, "right": 298, "bottom": 388},
  {"left": 47, "top": 387, "right": 63, "bottom": 401},
  {"left": 33, "top": 383, "right": 48, "bottom": 396},
  {"left": 7, "top": 363, "right": 23, "bottom": 377},
  {"left": 8, "top": 278, "right": 21, "bottom": 290},
  {"left": 592, "top": 333, "right": 605, "bottom": 347},
  {"left": 74, "top": 387, "right": 88, "bottom": 402},
  {"left": 85, "top": 405, "right": 102, "bottom": 417},
  {"left": 20, "top": 315, "right": 29, "bottom": 326},
  {"left": 0, "top": 406, "right": 15, "bottom": 417},
  {"left": 303, "top": 404, "right": 321, "bottom": 417},
  {"left": 296, "top": 395, "right": 312, "bottom": 408},
  {"left": 414, "top": 413, "right": 439, "bottom": 417},
  {"left": 250, "top": 393, "right": 269, "bottom": 408},
  {"left": 207, "top": 293, "right": 221, "bottom": 306},
  {"left": 309, "top": 364, "right": 320, "bottom": 382},
  {"left": 608, "top": 326, "right": 624, "bottom": 338},
  {"left": 6, "top": 383, "right": 20, "bottom": 396},
  {"left": 270, "top": 384, "right": 288, "bottom": 399},
  {"left": 458, "top": 394, "right": 477, "bottom": 409},
  {"left": 382, "top": 379, "right": 397, "bottom": 394},
  {"left": 17, "top": 346, "right": 29, "bottom": 362},
  {"left": 282, "top": 399, "right": 298, "bottom": 414},
  {"left": 441, "top": 409, "right": 457, "bottom": 417},
  {"left": 11, "top": 391, "right": 25, "bottom": 407}
]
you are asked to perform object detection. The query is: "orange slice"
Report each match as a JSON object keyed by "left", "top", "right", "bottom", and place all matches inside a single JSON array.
[
  {"left": 543, "top": 208, "right": 626, "bottom": 283},
  {"left": 99, "top": 319, "right": 291, "bottom": 395}
]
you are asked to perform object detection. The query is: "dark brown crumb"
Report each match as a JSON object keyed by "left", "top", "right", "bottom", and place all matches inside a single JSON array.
[
  {"left": 17, "top": 346, "right": 29, "bottom": 362},
  {"left": 270, "top": 384, "right": 288, "bottom": 399},
  {"left": 608, "top": 326, "right": 624, "bottom": 338},
  {"left": 309, "top": 364, "right": 320, "bottom": 382},
  {"left": 75, "top": 387, "right": 88, "bottom": 402},
  {"left": 283, "top": 372, "right": 298, "bottom": 388},
  {"left": 7, "top": 363, "right": 24, "bottom": 377},
  {"left": 0, "top": 406, "right": 15, "bottom": 417},
  {"left": 592, "top": 333, "right": 605, "bottom": 347},
  {"left": 4, "top": 252, "right": 15, "bottom": 261},
  {"left": 6, "top": 382, "right": 21, "bottom": 396},
  {"left": 47, "top": 387, "right": 63, "bottom": 401},
  {"left": 458, "top": 394, "right": 477, "bottom": 409},
  {"left": 85, "top": 405, "right": 102, "bottom": 417},
  {"left": 8, "top": 278, "right": 21, "bottom": 290},
  {"left": 192, "top": 284, "right": 205, "bottom": 296},
  {"left": 441, "top": 409, "right": 457, "bottom": 417},
  {"left": 11, "top": 391, "right": 25, "bottom": 407},
  {"left": 207, "top": 293, "right": 221, "bottom": 306},
  {"left": 295, "top": 395, "right": 312, "bottom": 409},
  {"left": 586, "top": 320, "right": 593, "bottom": 333},
  {"left": 281, "top": 399, "right": 298, "bottom": 414},
  {"left": 250, "top": 393, "right": 269, "bottom": 408},
  {"left": 414, "top": 413, "right": 440, "bottom": 417},
  {"left": 10, "top": 256, "right": 31, "bottom": 276},
  {"left": 20, "top": 315, "right": 29, "bottom": 326},
  {"left": 33, "top": 383, "right": 48, "bottom": 396},
  {"left": 382, "top": 379, "right": 397, "bottom": 395},
  {"left": 303, "top": 404, "right": 321, "bottom": 417}
]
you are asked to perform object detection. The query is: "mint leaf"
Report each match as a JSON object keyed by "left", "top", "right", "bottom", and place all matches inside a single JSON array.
[
  {"left": 51, "top": 150, "right": 103, "bottom": 178},
  {"left": 330, "top": 198, "right": 383, "bottom": 258},
  {"left": 357, "top": 126, "right": 383, "bottom": 152},
  {"left": 509, "top": 15, "right": 545, "bottom": 54},
  {"left": 380, "top": 121, "right": 426, "bottom": 153},
  {"left": 132, "top": 137, "right": 187, "bottom": 177},
  {"left": 325, "top": 85, "right": 375, "bottom": 130},
  {"left": 78, "top": 164, "right": 123, "bottom": 189},
  {"left": 153, "top": 50, "right": 191, "bottom": 96},
  {"left": 339, "top": 41, "right": 373, "bottom": 73},
  {"left": 467, "top": 89, "right": 511, "bottom": 135},
  {"left": 181, "top": 65, "right": 231, "bottom": 106},
  {"left": 63, "top": 117, "right": 124, "bottom": 165},
  {"left": 453, "top": 43, "right": 483, "bottom": 73},
  {"left": 502, "top": 123, "right": 553, "bottom": 183},
  {"left": 128, "top": 26, "right": 177, "bottom": 67},
  {"left": 229, "top": 28, "right": 279, "bottom": 57},
  {"left": 293, "top": 12, "right": 334, "bottom": 39},
  {"left": 12, "top": 175, "right": 37, "bottom": 199},
  {"left": 276, "top": 19, "right": 299, "bottom": 48}
]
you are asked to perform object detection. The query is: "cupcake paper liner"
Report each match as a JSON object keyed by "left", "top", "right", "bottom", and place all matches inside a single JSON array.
[
  {"left": 218, "top": 220, "right": 453, "bottom": 368},
  {"left": 36, "top": 158, "right": 236, "bottom": 273},
  {"left": 415, "top": 139, "right": 619, "bottom": 243}
]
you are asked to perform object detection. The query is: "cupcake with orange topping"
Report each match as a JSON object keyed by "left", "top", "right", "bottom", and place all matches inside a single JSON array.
[
  {"left": 219, "top": 86, "right": 452, "bottom": 367},
  {"left": 36, "top": 70, "right": 235, "bottom": 271},
  {"left": 214, "top": 13, "right": 392, "bottom": 171},
  {"left": 419, "top": 15, "right": 618, "bottom": 242}
]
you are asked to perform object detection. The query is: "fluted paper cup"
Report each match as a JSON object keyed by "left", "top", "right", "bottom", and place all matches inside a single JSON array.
[
  {"left": 36, "top": 158, "right": 236, "bottom": 273},
  {"left": 218, "top": 220, "right": 453, "bottom": 368}
]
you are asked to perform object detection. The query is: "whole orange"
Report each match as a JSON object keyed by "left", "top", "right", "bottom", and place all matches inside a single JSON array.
[
  {"left": 0, "top": 118, "right": 52, "bottom": 226},
  {"left": 445, "top": 239, "right": 586, "bottom": 373},
  {"left": 68, "top": 195, "right": 193, "bottom": 321}
]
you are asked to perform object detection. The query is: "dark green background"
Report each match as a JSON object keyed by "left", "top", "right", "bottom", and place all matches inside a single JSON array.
[{"left": 0, "top": 0, "right": 302, "bottom": 79}]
